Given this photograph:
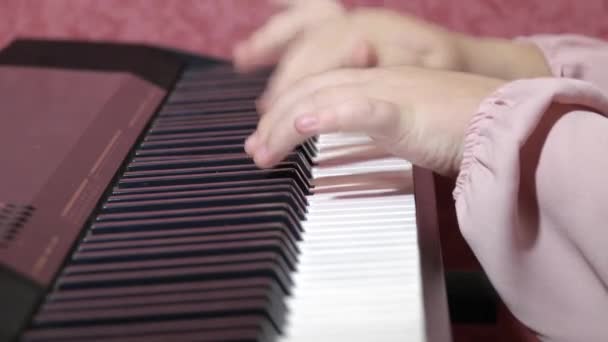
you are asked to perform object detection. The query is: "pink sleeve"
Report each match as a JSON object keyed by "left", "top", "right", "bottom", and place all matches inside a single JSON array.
[
  {"left": 454, "top": 77, "right": 608, "bottom": 341},
  {"left": 518, "top": 34, "right": 608, "bottom": 91}
]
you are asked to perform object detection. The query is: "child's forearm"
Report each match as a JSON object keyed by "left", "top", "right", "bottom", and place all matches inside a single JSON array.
[{"left": 455, "top": 34, "right": 553, "bottom": 80}]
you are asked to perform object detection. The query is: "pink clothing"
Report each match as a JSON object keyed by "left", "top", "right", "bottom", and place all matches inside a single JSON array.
[{"left": 455, "top": 35, "right": 608, "bottom": 341}]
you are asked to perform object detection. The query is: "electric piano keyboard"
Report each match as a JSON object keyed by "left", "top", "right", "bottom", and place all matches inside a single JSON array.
[{"left": 0, "top": 40, "right": 451, "bottom": 342}]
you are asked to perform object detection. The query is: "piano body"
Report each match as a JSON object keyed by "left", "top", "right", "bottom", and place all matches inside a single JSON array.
[{"left": 0, "top": 39, "right": 452, "bottom": 342}]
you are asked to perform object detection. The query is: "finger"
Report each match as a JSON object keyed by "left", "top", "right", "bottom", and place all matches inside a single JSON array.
[
  {"left": 255, "top": 68, "right": 369, "bottom": 149},
  {"left": 250, "top": 86, "right": 402, "bottom": 168},
  {"left": 234, "top": 1, "right": 342, "bottom": 73},
  {"left": 233, "top": 13, "right": 305, "bottom": 73},
  {"left": 273, "top": 0, "right": 344, "bottom": 10},
  {"left": 249, "top": 85, "right": 363, "bottom": 167},
  {"left": 293, "top": 97, "right": 401, "bottom": 139},
  {"left": 268, "top": 0, "right": 293, "bottom": 7},
  {"left": 269, "top": 0, "right": 331, "bottom": 6},
  {"left": 234, "top": 0, "right": 345, "bottom": 73},
  {"left": 260, "top": 68, "right": 370, "bottom": 126},
  {"left": 259, "top": 34, "right": 376, "bottom": 109}
]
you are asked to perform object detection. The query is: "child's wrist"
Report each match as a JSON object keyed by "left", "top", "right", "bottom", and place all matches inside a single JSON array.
[
  {"left": 451, "top": 34, "right": 552, "bottom": 80},
  {"left": 451, "top": 33, "right": 483, "bottom": 74}
]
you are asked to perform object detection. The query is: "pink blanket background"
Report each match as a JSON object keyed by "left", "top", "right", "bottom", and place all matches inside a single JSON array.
[{"left": 1, "top": 0, "right": 607, "bottom": 59}]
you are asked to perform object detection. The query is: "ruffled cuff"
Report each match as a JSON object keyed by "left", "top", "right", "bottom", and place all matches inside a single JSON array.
[
  {"left": 453, "top": 85, "right": 514, "bottom": 200},
  {"left": 515, "top": 34, "right": 608, "bottom": 90},
  {"left": 452, "top": 76, "right": 608, "bottom": 342},
  {"left": 453, "top": 77, "right": 608, "bottom": 202}
]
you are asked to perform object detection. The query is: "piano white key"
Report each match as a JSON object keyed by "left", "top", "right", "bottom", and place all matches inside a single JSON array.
[{"left": 279, "top": 133, "right": 425, "bottom": 342}]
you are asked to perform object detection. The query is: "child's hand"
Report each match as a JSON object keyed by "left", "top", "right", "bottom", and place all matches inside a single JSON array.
[
  {"left": 236, "top": 6, "right": 467, "bottom": 108},
  {"left": 244, "top": 66, "right": 505, "bottom": 176}
]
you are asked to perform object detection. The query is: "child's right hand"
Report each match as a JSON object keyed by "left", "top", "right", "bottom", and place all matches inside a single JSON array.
[
  {"left": 233, "top": 1, "right": 551, "bottom": 108},
  {"left": 234, "top": 3, "right": 468, "bottom": 108}
]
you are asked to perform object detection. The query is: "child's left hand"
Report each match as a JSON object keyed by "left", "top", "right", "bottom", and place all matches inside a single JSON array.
[{"left": 245, "top": 66, "right": 505, "bottom": 176}]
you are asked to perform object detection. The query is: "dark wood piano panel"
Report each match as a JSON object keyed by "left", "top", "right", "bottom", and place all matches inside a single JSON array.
[{"left": 413, "top": 168, "right": 453, "bottom": 342}]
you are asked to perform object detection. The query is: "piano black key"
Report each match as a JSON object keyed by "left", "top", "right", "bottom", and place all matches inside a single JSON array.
[
  {"left": 156, "top": 114, "right": 253, "bottom": 124},
  {"left": 107, "top": 184, "right": 307, "bottom": 212},
  {"left": 134, "top": 143, "right": 250, "bottom": 156},
  {"left": 78, "top": 229, "right": 298, "bottom": 270},
  {"left": 24, "top": 316, "right": 276, "bottom": 342},
  {"left": 123, "top": 159, "right": 312, "bottom": 181},
  {"left": 58, "top": 259, "right": 293, "bottom": 294},
  {"left": 42, "top": 287, "right": 277, "bottom": 312},
  {"left": 84, "top": 222, "right": 300, "bottom": 245},
  {"left": 156, "top": 108, "right": 257, "bottom": 118},
  {"left": 152, "top": 115, "right": 257, "bottom": 126},
  {"left": 164, "top": 88, "right": 255, "bottom": 99},
  {"left": 81, "top": 228, "right": 299, "bottom": 260},
  {"left": 127, "top": 148, "right": 314, "bottom": 171},
  {"left": 28, "top": 329, "right": 271, "bottom": 342},
  {"left": 111, "top": 178, "right": 304, "bottom": 196},
  {"left": 143, "top": 129, "right": 254, "bottom": 142},
  {"left": 97, "top": 202, "right": 304, "bottom": 224},
  {"left": 91, "top": 209, "right": 301, "bottom": 234},
  {"left": 168, "top": 88, "right": 263, "bottom": 104},
  {"left": 152, "top": 115, "right": 258, "bottom": 128},
  {"left": 23, "top": 315, "right": 275, "bottom": 342},
  {"left": 57, "top": 252, "right": 293, "bottom": 293},
  {"left": 47, "top": 277, "right": 280, "bottom": 302},
  {"left": 94, "top": 204, "right": 302, "bottom": 238},
  {"left": 61, "top": 260, "right": 293, "bottom": 291},
  {"left": 126, "top": 154, "right": 255, "bottom": 171},
  {"left": 152, "top": 114, "right": 257, "bottom": 128},
  {"left": 126, "top": 153, "right": 248, "bottom": 169},
  {"left": 160, "top": 101, "right": 255, "bottom": 116},
  {"left": 79, "top": 230, "right": 299, "bottom": 263},
  {"left": 300, "top": 138, "right": 318, "bottom": 155},
  {"left": 123, "top": 163, "right": 263, "bottom": 177},
  {"left": 117, "top": 169, "right": 311, "bottom": 195},
  {"left": 148, "top": 121, "right": 257, "bottom": 136},
  {"left": 62, "top": 252, "right": 289, "bottom": 277},
  {"left": 101, "top": 191, "right": 305, "bottom": 219},
  {"left": 176, "top": 140, "right": 312, "bottom": 168},
  {"left": 33, "top": 294, "right": 286, "bottom": 334},
  {"left": 33, "top": 292, "right": 285, "bottom": 340}
]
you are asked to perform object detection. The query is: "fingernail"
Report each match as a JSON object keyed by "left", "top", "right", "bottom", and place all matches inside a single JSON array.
[
  {"left": 244, "top": 133, "right": 259, "bottom": 154},
  {"left": 255, "top": 97, "right": 268, "bottom": 114},
  {"left": 254, "top": 145, "right": 274, "bottom": 168},
  {"left": 295, "top": 115, "right": 319, "bottom": 133}
]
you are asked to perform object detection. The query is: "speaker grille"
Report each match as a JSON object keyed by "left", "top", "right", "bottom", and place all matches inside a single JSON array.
[{"left": 0, "top": 203, "right": 35, "bottom": 248}]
